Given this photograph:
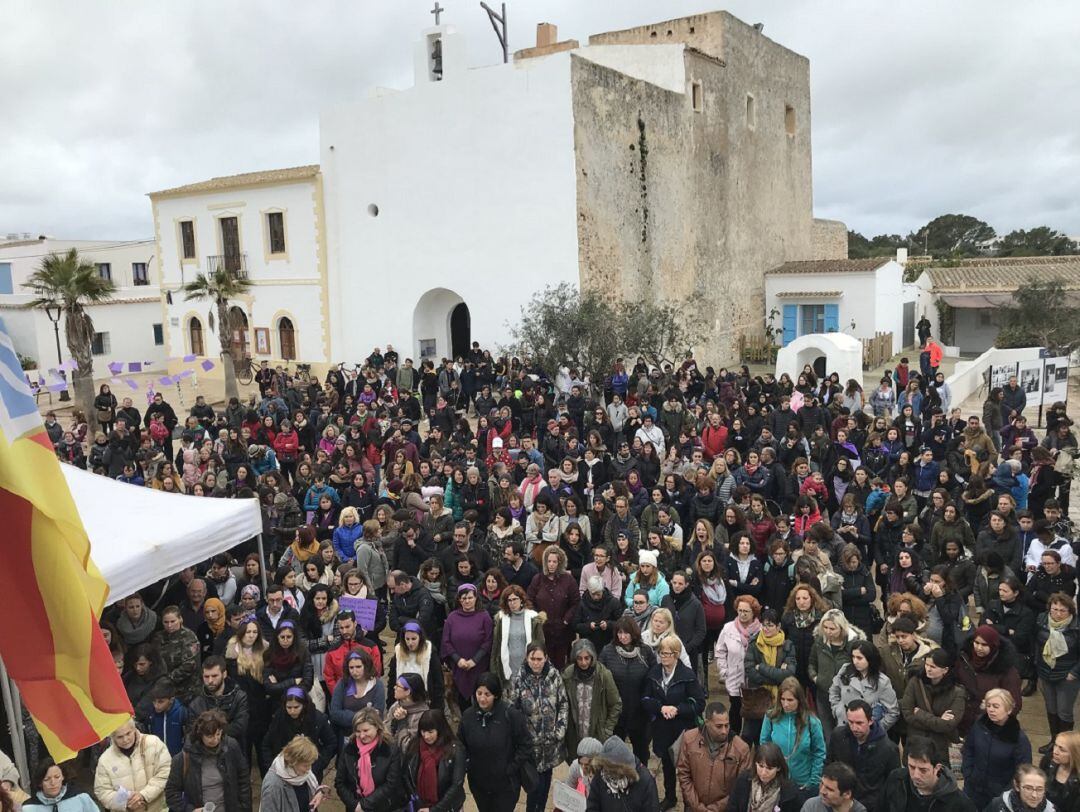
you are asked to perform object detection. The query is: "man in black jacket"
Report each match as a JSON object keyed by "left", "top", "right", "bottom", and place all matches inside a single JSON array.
[
  {"left": 829, "top": 700, "right": 900, "bottom": 811},
  {"left": 187, "top": 657, "right": 249, "bottom": 745},
  {"left": 882, "top": 736, "right": 974, "bottom": 812},
  {"left": 386, "top": 570, "right": 436, "bottom": 637}
]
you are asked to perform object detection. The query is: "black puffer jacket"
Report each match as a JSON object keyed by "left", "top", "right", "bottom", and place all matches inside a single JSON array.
[
  {"left": 598, "top": 642, "right": 656, "bottom": 734},
  {"left": 334, "top": 737, "right": 405, "bottom": 812},
  {"left": 660, "top": 588, "right": 707, "bottom": 655},
  {"left": 402, "top": 741, "right": 467, "bottom": 812},
  {"left": 574, "top": 588, "right": 624, "bottom": 651},
  {"left": 457, "top": 700, "right": 534, "bottom": 795}
]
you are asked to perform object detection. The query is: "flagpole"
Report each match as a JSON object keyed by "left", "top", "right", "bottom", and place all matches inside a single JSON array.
[
  {"left": 256, "top": 533, "right": 269, "bottom": 594},
  {"left": 0, "top": 657, "right": 29, "bottom": 788}
]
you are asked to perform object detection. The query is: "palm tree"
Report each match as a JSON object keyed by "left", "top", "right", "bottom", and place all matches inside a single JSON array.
[
  {"left": 182, "top": 267, "right": 252, "bottom": 400},
  {"left": 25, "top": 249, "right": 116, "bottom": 428}
]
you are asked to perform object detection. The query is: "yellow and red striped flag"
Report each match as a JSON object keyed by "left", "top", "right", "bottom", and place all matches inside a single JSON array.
[{"left": 0, "top": 319, "right": 131, "bottom": 761}]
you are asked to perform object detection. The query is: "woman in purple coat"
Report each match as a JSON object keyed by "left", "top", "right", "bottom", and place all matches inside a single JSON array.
[{"left": 441, "top": 583, "right": 494, "bottom": 709}]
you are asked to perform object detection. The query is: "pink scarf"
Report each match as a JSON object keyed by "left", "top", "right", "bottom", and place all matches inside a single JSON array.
[
  {"left": 355, "top": 738, "right": 379, "bottom": 797},
  {"left": 736, "top": 618, "right": 761, "bottom": 646}
]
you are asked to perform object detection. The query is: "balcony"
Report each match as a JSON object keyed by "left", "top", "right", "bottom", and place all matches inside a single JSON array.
[{"left": 206, "top": 253, "right": 248, "bottom": 279}]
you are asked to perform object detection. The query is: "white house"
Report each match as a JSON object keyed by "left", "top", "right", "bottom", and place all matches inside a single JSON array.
[
  {"left": 0, "top": 237, "right": 166, "bottom": 377},
  {"left": 925, "top": 255, "right": 1080, "bottom": 354},
  {"left": 149, "top": 166, "right": 329, "bottom": 373},
  {"left": 764, "top": 256, "right": 926, "bottom": 355}
]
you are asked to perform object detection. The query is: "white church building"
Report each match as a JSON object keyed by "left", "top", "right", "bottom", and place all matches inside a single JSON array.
[{"left": 150, "top": 11, "right": 842, "bottom": 372}]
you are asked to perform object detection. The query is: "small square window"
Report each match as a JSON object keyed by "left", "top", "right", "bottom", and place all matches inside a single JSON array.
[
  {"left": 132, "top": 262, "right": 149, "bottom": 286},
  {"left": 746, "top": 94, "right": 756, "bottom": 129},
  {"left": 691, "top": 81, "right": 703, "bottom": 113},
  {"left": 153, "top": 324, "right": 164, "bottom": 345},
  {"left": 91, "top": 332, "right": 110, "bottom": 356},
  {"left": 96, "top": 263, "right": 112, "bottom": 281}
]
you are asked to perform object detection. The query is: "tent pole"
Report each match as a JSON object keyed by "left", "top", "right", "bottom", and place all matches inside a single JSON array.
[
  {"left": 256, "top": 533, "right": 268, "bottom": 594},
  {"left": 0, "top": 658, "right": 29, "bottom": 789}
]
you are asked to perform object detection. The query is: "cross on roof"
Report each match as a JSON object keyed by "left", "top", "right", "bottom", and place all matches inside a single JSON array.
[{"left": 431, "top": 1, "right": 444, "bottom": 25}]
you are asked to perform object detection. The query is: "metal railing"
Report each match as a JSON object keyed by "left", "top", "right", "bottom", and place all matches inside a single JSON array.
[{"left": 206, "top": 253, "right": 248, "bottom": 279}]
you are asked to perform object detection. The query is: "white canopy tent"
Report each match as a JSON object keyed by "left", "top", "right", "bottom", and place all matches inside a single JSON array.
[{"left": 61, "top": 464, "right": 264, "bottom": 600}]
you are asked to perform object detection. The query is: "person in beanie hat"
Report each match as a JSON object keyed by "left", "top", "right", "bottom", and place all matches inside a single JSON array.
[
  {"left": 953, "top": 623, "right": 1022, "bottom": 734},
  {"left": 587, "top": 735, "right": 661, "bottom": 811},
  {"left": 624, "top": 548, "right": 670, "bottom": 608},
  {"left": 564, "top": 737, "right": 603, "bottom": 798}
]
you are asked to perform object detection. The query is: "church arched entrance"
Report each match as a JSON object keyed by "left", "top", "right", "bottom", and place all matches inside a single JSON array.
[
  {"left": 412, "top": 288, "right": 468, "bottom": 362},
  {"left": 450, "top": 302, "right": 471, "bottom": 359}
]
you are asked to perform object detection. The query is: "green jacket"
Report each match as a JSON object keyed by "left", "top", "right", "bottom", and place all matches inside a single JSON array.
[{"left": 562, "top": 662, "right": 622, "bottom": 760}]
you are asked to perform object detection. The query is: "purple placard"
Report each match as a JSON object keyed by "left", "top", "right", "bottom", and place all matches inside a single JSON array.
[
  {"left": 201, "top": 359, "right": 215, "bottom": 372},
  {"left": 128, "top": 362, "right": 142, "bottom": 372},
  {"left": 338, "top": 596, "right": 378, "bottom": 631}
]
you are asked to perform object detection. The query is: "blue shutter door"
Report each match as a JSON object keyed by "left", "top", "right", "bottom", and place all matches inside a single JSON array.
[
  {"left": 782, "top": 304, "right": 797, "bottom": 346},
  {"left": 824, "top": 304, "right": 839, "bottom": 332},
  {"left": 0, "top": 263, "right": 11, "bottom": 295}
]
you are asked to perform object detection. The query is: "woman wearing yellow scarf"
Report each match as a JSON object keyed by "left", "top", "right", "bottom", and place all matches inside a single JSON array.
[
  {"left": 742, "top": 608, "right": 796, "bottom": 745},
  {"left": 1036, "top": 592, "right": 1080, "bottom": 755},
  {"left": 279, "top": 525, "right": 322, "bottom": 572}
]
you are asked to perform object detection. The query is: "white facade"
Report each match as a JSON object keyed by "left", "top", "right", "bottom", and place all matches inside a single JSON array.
[
  {"left": 149, "top": 169, "right": 329, "bottom": 369},
  {"left": 776, "top": 332, "right": 864, "bottom": 386},
  {"left": 765, "top": 259, "right": 908, "bottom": 355},
  {"left": 0, "top": 238, "right": 166, "bottom": 374},
  {"left": 321, "top": 24, "right": 583, "bottom": 363}
]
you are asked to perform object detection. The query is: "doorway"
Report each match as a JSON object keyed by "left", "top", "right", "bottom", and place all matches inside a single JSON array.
[{"left": 451, "top": 303, "right": 471, "bottom": 359}]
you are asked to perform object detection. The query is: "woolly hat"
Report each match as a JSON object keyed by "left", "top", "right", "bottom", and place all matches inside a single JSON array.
[
  {"left": 974, "top": 624, "right": 1001, "bottom": 652},
  {"left": 638, "top": 549, "right": 659, "bottom": 568},
  {"left": 577, "top": 737, "right": 604, "bottom": 758},
  {"left": 599, "top": 735, "right": 635, "bottom": 767}
]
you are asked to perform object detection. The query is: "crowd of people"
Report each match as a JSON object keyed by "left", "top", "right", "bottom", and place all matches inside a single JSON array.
[{"left": 6, "top": 342, "right": 1080, "bottom": 812}]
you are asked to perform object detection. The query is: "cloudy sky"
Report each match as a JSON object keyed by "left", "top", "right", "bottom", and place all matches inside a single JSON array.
[{"left": 3, "top": 0, "right": 1079, "bottom": 240}]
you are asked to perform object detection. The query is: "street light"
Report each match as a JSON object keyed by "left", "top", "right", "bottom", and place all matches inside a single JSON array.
[{"left": 42, "top": 302, "right": 70, "bottom": 402}]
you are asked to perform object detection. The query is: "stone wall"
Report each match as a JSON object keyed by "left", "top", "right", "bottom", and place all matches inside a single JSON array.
[
  {"left": 573, "top": 12, "right": 814, "bottom": 366},
  {"left": 811, "top": 218, "right": 849, "bottom": 260}
]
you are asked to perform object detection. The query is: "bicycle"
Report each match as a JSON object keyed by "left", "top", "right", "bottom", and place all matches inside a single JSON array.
[
  {"left": 234, "top": 355, "right": 258, "bottom": 385},
  {"left": 281, "top": 362, "right": 313, "bottom": 384}
]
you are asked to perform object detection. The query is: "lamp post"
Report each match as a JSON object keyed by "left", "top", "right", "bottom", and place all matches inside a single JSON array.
[{"left": 43, "top": 302, "right": 70, "bottom": 402}]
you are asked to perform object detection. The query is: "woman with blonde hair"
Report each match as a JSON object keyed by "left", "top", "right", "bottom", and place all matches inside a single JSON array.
[
  {"left": 962, "top": 687, "right": 1032, "bottom": 810},
  {"left": 1042, "top": 729, "right": 1080, "bottom": 811},
  {"left": 334, "top": 707, "right": 404, "bottom": 812},
  {"left": 640, "top": 607, "right": 691, "bottom": 667},
  {"left": 808, "top": 608, "right": 863, "bottom": 738},
  {"left": 260, "top": 734, "right": 328, "bottom": 812},
  {"left": 93, "top": 719, "right": 172, "bottom": 812}
]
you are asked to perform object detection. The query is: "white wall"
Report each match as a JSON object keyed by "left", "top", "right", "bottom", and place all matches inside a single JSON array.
[
  {"left": 765, "top": 261, "right": 906, "bottom": 353},
  {"left": 321, "top": 27, "right": 581, "bottom": 363},
  {"left": 152, "top": 179, "right": 326, "bottom": 363},
  {"left": 0, "top": 238, "right": 167, "bottom": 372},
  {"left": 945, "top": 345, "right": 1042, "bottom": 412}
]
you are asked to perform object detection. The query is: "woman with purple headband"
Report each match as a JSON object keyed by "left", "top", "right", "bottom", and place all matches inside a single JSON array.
[
  {"left": 387, "top": 621, "right": 445, "bottom": 712},
  {"left": 441, "top": 583, "right": 494, "bottom": 710},
  {"left": 261, "top": 686, "right": 338, "bottom": 780}
]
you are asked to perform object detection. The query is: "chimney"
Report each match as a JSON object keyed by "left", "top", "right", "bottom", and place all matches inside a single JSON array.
[
  {"left": 536, "top": 22, "right": 557, "bottom": 48},
  {"left": 896, "top": 247, "right": 908, "bottom": 265}
]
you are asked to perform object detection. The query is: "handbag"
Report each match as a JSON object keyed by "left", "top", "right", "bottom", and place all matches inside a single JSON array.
[
  {"left": 97, "top": 408, "right": 113, "bottom": 422},
  {"left": 740, "top": 686, "right": 773, "bottom": 720},
  {"left": 869, "top": 604, "right": 885, "bottom": 635},
  {"left": 520, "top": 759, "right": 541, "bottom": 793}
]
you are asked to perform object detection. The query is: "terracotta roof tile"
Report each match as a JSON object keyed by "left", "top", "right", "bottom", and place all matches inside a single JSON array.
[
  {"left": 766, "top": 258, "right": 890, "bottom": 275},
  {"left": 927, "top": 256, "right": 1080, "bottom": 293},
  {"left": 148, "top": 165, "right": 320, "bottom": 198}
]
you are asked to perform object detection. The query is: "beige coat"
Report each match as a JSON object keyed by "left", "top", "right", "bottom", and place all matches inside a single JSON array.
[{"left": 94, "top": 732, "right": 172, "bottom": 812}]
